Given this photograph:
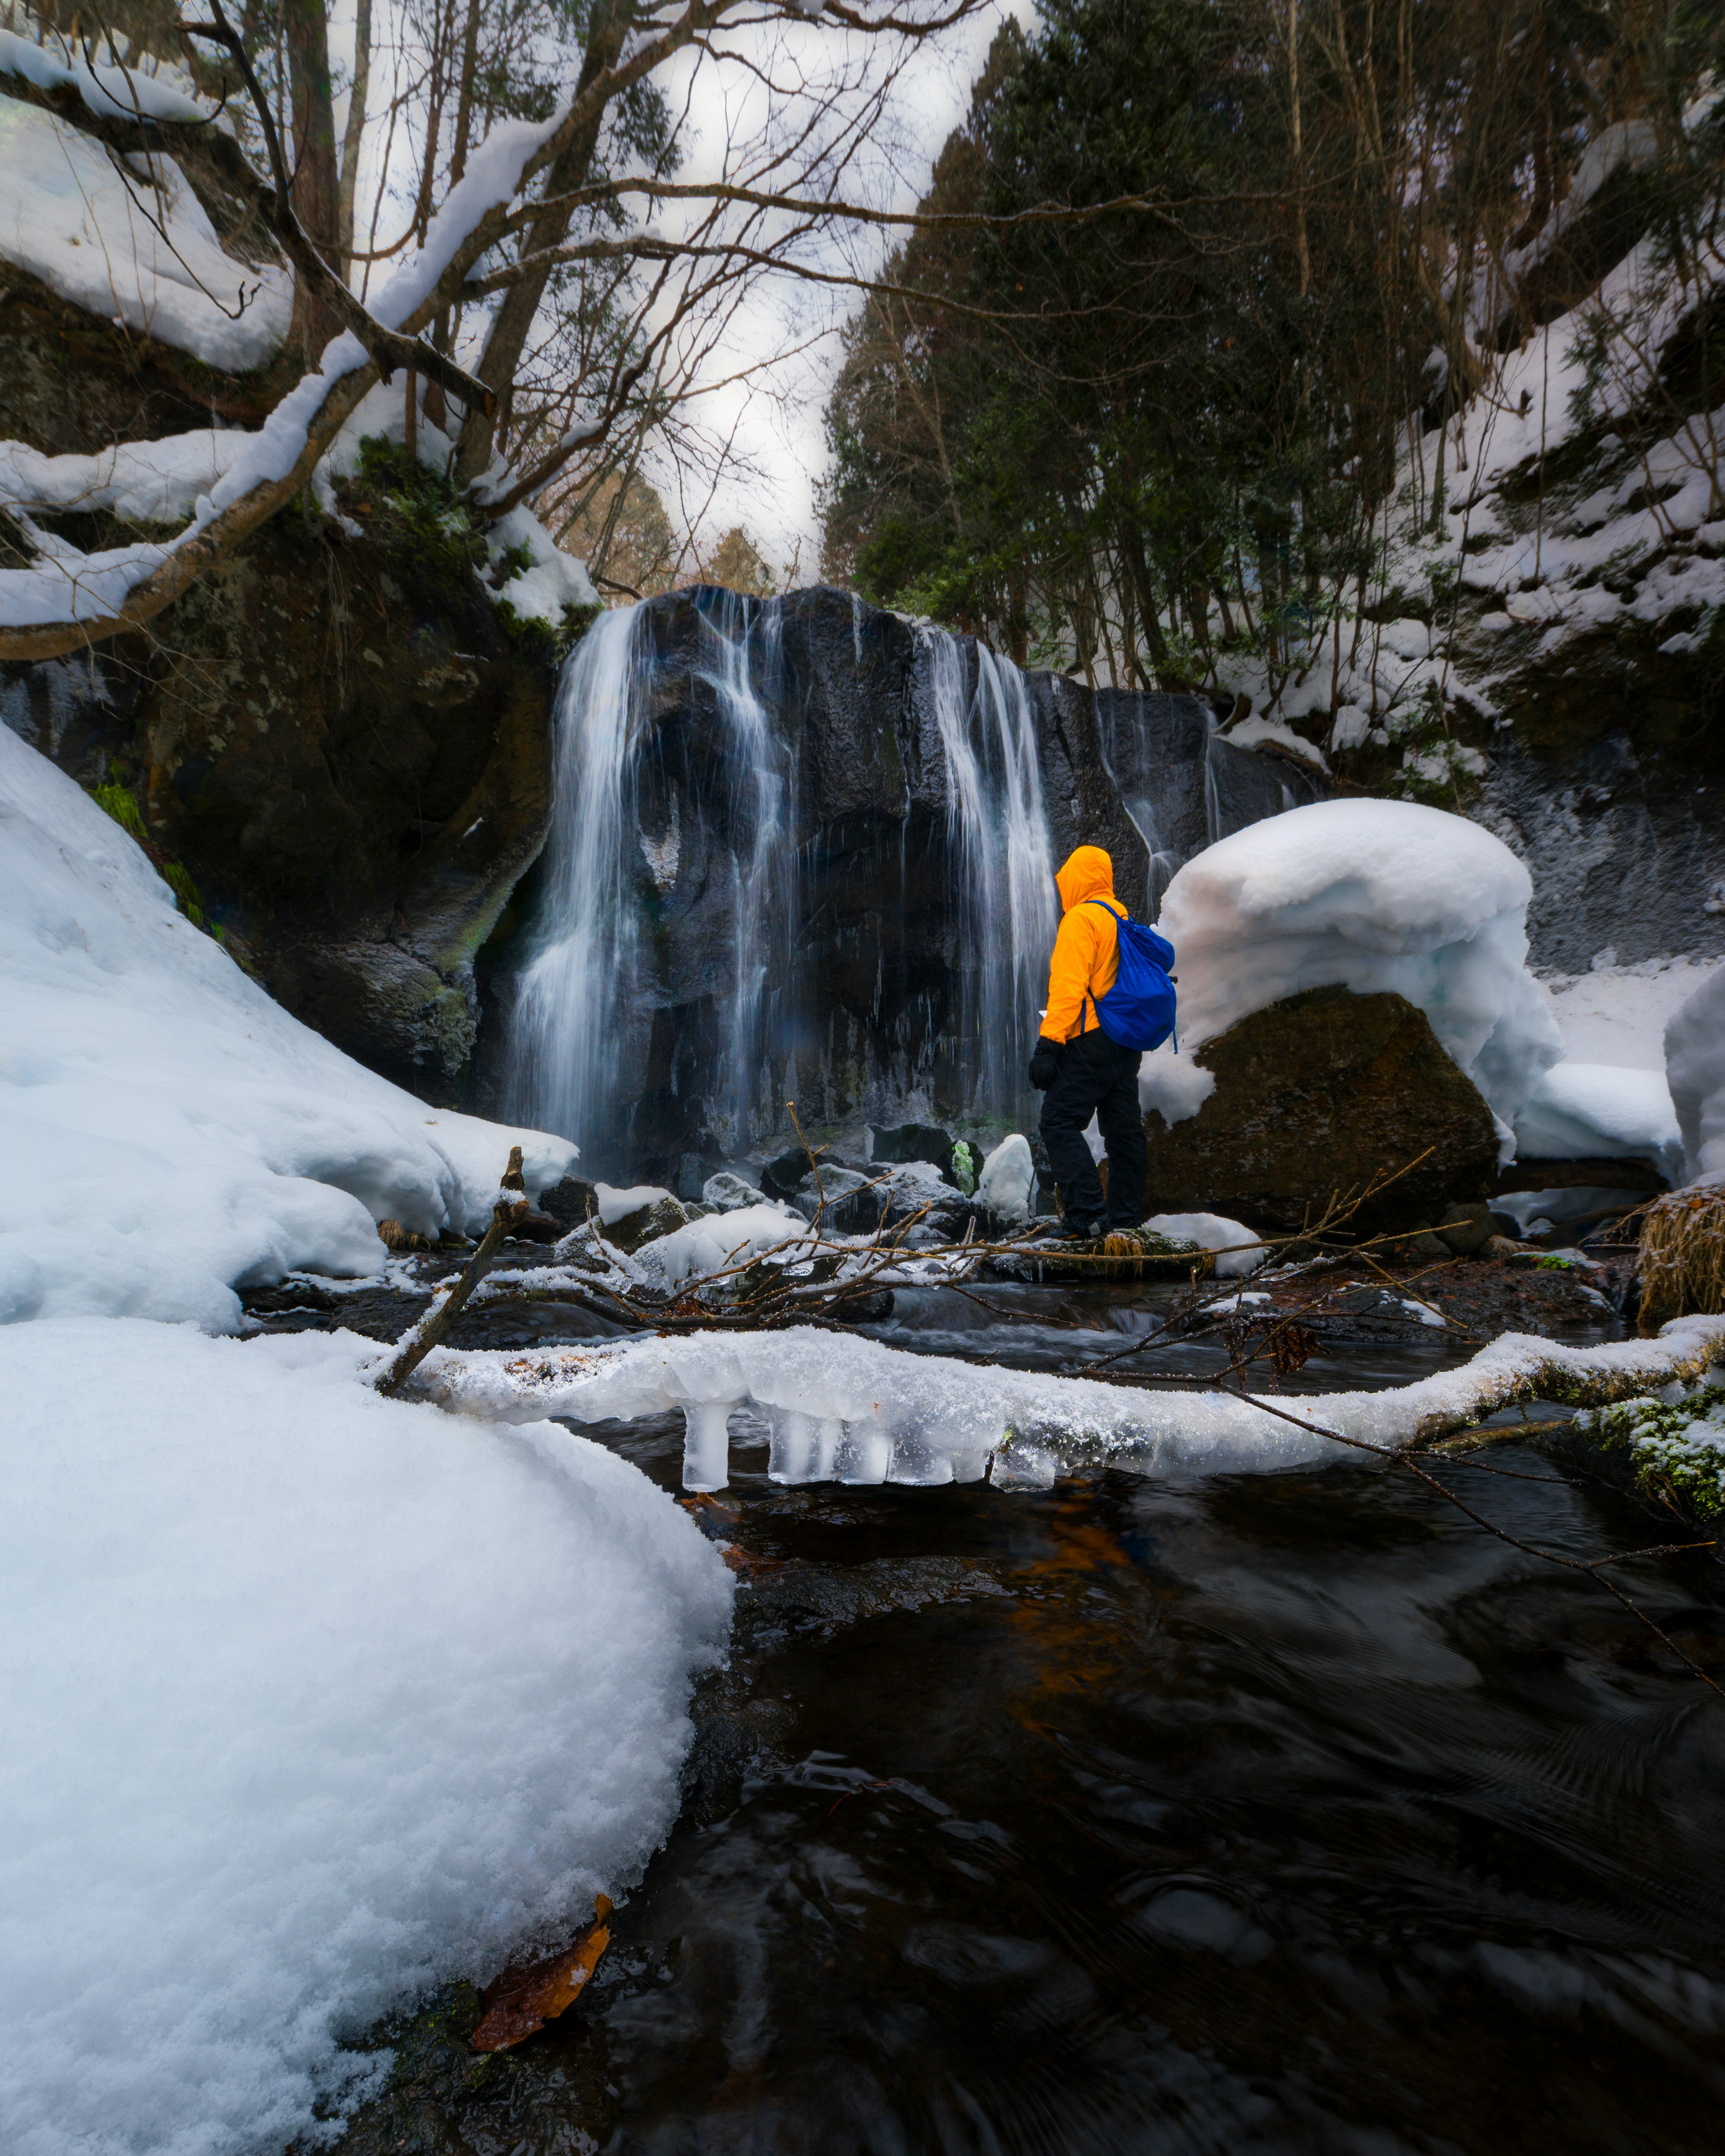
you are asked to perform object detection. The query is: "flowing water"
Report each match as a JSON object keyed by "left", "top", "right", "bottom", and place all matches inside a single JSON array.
[
  {"left": 922, "top": 631, "right": 1058, "bottom": 1119},
  {"left": 347, "top": 1290, "right": 1725, "bottom": 2156},
  {"left": 506, "top": 605, "right": 1059, "bottom": 1161},
  {"left": 507, "top": 604, "right": 651, "bottom": 1159}
]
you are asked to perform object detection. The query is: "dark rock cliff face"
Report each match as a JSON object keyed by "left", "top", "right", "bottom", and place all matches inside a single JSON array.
[
  {"left": 2, "top": 512, "right": 557, "bottom": 1098},
  {"left": 1476, "top": 730, "right": 1725, "bottom": 972}
]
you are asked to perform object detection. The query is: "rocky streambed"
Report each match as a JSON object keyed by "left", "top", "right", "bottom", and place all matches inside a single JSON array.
[{"left": 252, "top": 1244, "right": 1725, "bottom": 2156}]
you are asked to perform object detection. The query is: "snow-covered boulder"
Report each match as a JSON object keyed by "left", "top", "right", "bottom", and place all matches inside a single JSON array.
[
  {"left": 0, "top": 725, "right": 576, "bottom": 1329},
  {"left": 978, "top": 1133, "right": 1035, "bottom": 1224},
  {"left": 1137, "top": 985, "right": 1500, "bottom": 1233},
  {"left": 1155, "top": 798, "right": 1563, "bottom": 1126},
  {"left": 593, "top": 1184, "right": 687, "bottom": 1251},
  {"left": 1143, "top": 1212, "right": 1268, "bottom": 1276},
  {"left": 703, "top": 1170, "right": 770, "bottom": 1211},
  {"left": 1666, "top": 962, "right": 1725, "bottom": 1183},
  {"left": 635, "top": 1203, "right": 807, "bottom": 1284}
]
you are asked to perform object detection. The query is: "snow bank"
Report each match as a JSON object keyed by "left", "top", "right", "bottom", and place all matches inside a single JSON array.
[
  {"left": 1154, "top": 799, "right": 1562, "bottom": 1124},
  {"left": 1542, "top": 954, "right": 1720, "bottom": 1070},
  {"left": 0, "top": 723, "right": 575, "bottom": 1328},
  {"left": 417, "top": 1315, "right": 1725, "bottom": 1495},
  {"left": 1666, "top": 961, "right": 1725, "bottom": 1181},
  {"left": 0, "top": 1317, "right": 731, "bottom": 2156},
  {"left": 1513, "top": 1060, "right": 1685, "bottom": 1180},
  {"left": 1143, "top": 1212, "right": 1267, "bottom": 1276},
  {"left": 0, "top": 89, "right": 290, "bottom": 368}
]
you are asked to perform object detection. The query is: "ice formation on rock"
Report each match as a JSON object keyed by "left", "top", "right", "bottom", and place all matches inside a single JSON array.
[
  {"left": 977, "top": 1133, "right": 1035, "bottom": 1222},
  {"left": 1153, "top": 799, "right": 1563, "bottom": 1125},
  {"left": 1665, "top": 962, "right": 1725, "bottom": 1183},
  {"left": 0, "top": 725, "right": 575, "bottom": 1328}
]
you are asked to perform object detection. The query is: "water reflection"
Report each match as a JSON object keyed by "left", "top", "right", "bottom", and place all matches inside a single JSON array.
[{"left": 350, "top": 1291, "right": 1725, "bottom": 2156}]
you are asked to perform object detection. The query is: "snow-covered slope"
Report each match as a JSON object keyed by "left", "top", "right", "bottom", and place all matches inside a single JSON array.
[
  {"left": 1666, "top": 961, "right": 1725, "bottom": 1182},
  {"left": 0, "top": 1317, "right": 731, "bottom": 2156},
  {"left": 0, "top": 87, "right": 290, "bottom": 369},
  {"left": 1150, "top": 798, "right": 1562, "bottom": 1126},
  {"left": 0, "top": 722, "right": 576, "bottom": 1328}
]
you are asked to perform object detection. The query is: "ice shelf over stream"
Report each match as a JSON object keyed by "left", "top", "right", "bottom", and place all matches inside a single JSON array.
[{"left": 419, "top": 1318, "right": 1725, "bottom": 1493}]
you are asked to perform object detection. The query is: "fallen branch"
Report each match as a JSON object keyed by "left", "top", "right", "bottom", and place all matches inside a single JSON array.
[{"left": 376, "top": 1148, "right": 532, "bottom": 1396}]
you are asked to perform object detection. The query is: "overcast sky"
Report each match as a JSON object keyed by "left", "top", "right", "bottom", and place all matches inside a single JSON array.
[{"left": 649, "top": 0, "right": 1035, "bottom": 579}]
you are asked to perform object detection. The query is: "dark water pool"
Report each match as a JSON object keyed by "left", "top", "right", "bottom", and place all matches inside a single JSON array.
[{"left": 349, "top": 1293, "right": 1725, "bottom": 2156}]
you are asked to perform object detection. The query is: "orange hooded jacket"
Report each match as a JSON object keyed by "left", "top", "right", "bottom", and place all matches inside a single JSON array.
[{"left": 1039, "top": 845, "right": 1124, "bottom": 1043}]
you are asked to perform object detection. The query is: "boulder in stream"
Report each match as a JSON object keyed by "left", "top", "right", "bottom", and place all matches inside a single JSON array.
[{"left": 1141, "top": 986, "right": 1500, "bottom": 1234}]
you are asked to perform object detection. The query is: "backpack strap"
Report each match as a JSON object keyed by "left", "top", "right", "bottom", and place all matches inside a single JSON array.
[{"left": 1077, "top": 898, "right": 1124, "bottom": 1033}]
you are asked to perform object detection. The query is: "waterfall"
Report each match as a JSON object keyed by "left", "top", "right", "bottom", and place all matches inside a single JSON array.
[
  {"left": 700, "top": 592, "right": 794, "bottom": 1151},
  {"left": 506, "top": 604, "right": 649, "bottom": 1158},
  {"left": 506, "top": 592, "right": 798, "bottom": 1162},
  {"left": 507, "top": 596, "right": 1059, "bottom": 1168},
  {"left": 922, "top": 631, "right": 1058, "bottom": 1119}
]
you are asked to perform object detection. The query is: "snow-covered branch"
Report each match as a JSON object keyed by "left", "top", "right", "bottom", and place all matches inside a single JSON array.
[{"left": 408, "top": 1315, "right": 1725, "bottom": 1494}]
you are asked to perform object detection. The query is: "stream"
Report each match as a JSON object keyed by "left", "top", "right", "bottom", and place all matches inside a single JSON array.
[{"left": 338, "top": 1282, "right": 1725, "bottom": 2156}]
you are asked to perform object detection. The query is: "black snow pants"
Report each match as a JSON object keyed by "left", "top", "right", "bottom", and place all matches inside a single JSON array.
[{"left": 1038, "top": 1026, "right": 1146, "bottom": 1231}]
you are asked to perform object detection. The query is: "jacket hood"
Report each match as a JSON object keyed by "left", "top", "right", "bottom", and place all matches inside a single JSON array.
[{"left": 1055, "top": 845, "right": 1115, "bottom": 913}]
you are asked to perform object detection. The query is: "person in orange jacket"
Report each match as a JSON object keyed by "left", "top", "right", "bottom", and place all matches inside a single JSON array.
[{"left": 1027, "top": 844, "right": 1147, "bottom": 1239}]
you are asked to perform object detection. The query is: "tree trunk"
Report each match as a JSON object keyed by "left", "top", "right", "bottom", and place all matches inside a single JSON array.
[
  {"left": 336, "top": 0, "right": 372, "bottom": 278},
  {"left": 283, "top": 0, "right": 343, "bottom": 360},
  {"left": 454, "top": 0, "right": 634, "bottom": 486}
]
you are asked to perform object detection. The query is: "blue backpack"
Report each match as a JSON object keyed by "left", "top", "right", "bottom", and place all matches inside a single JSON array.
[{"left": 1086, "top": 900, "right": 1177, "bottom": 1052}]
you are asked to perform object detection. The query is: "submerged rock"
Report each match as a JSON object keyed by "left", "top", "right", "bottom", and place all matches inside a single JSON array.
[{"left": 1141, "top": 986, "right": 1499, "bottom": 1234}]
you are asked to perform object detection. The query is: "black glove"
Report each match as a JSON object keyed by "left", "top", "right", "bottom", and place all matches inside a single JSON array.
[{"left": 1028, "top": 1043, "right": 1060, "bottom": 1091}]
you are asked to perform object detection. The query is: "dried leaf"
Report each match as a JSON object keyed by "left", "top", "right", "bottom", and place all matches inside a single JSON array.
[{"left": 470, "top": 1896, "right": 613, "bottom": 2054}]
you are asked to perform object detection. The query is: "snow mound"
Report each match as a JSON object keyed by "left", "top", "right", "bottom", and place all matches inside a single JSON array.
[
  {"left": 0, "top": 1317, "right": 731, "bottom": 2156},
  {"left": 421, "top": 1317, "right": 1725, "bottom": 1495},
  {"left": 1512, "top": 1061, "right": 1685, "bottom": 1181},
  {"left": 977, "top": 1133, "right": 1034, "bottom": 1221},
  {"left": 636, "top": 1203, "right": 806, "bottom": 1285},
  {"left": 0, "top": 89, "right": 290, "bottom": 368},
  {"left": 1156, "top": 798, "right": 1562, "bottom": 1123},
  {"left": 1143, "top": 1212, "right": 1267, "bottom": 1276},
  {"left": 1666, "top": 962, "right": 1725, "bottom": 1182},
  {"left": 0, "top": 724, "right": 575, "bottom": 1328}
]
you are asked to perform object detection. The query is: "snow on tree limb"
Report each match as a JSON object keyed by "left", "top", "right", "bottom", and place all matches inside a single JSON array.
[{"left": 403, "top": 1314, "right": 1725, "bottom": 1494}]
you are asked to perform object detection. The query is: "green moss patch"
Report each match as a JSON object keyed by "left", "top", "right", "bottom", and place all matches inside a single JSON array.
[{"left": 1570, "top": 1385, "right": 1725, "bottom": 1524}]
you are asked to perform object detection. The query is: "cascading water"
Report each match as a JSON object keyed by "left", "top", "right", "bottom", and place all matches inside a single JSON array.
[
  {"left": 507, "top": 592, "right": 1066, "bottom": 1170},
  {"left": 921, "top": 630, "right": 1058, "bottom": 1119},
  {"left": 506, "top": 604, "right": 650, "bottom": 1159},
  {"left": 705, "top": 594, "right": 793, "bottom": 1150},
  {"left": 506, "top": 592, "right": 799, "bottom": 1163}
]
